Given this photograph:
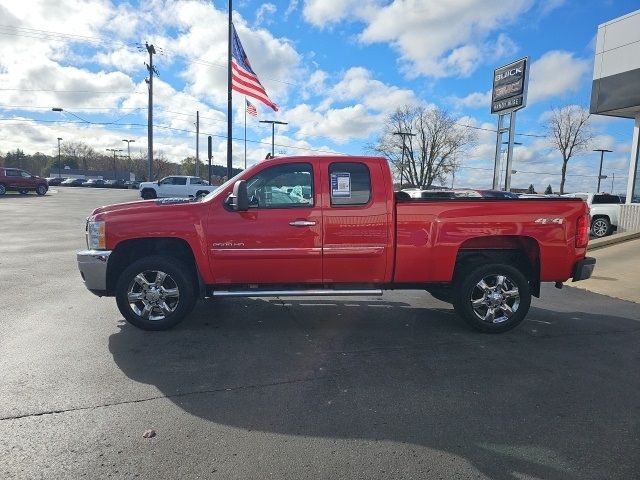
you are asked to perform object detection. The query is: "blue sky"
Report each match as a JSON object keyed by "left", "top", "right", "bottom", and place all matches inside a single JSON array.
[{"left": 0, "top": 0, "right": 638, "bottom": 192}]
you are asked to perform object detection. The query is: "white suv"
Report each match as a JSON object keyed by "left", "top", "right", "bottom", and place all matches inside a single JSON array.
[{"left": 562, "top": 193, "right": 622, "bottom": 238}]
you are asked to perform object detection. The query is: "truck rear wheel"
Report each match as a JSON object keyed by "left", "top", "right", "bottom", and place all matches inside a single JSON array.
[
  {"left": 591, "top": 217, "right": 612, "bottom": 238},
  {"left": 115, "top": 255, "right": 196, "bottom": 330},
  {"left": 453, "top": 263, "right": 531, "bottom": 333}
]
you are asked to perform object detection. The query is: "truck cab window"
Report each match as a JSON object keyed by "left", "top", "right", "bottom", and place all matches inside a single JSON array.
[
  {"left": 246, "top": 163, "right": 313, "bottom": 209},
  {"left": 329, "top": 162, "right": 371, "bottom": 206}
]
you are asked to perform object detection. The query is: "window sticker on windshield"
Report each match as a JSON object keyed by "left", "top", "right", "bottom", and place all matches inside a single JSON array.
[{"left": 331, "top": 172, "right": 351, "bottom": 197}]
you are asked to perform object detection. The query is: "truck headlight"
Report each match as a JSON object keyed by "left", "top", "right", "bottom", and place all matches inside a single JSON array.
[{"left": 87, "top": 220, "right": 106, "bottom": 250}]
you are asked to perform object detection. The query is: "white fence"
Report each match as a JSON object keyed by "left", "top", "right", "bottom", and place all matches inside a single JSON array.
[{"left": 619, "top": 204, "right": 640, "bottom": 232}]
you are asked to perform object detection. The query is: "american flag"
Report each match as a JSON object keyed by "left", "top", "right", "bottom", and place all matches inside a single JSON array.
[
  {"left": 246, "top": 98, "right": 258, "bottom": 117},
  {"left": 231, "top": 24, "right": 278, "bottom": 112}
]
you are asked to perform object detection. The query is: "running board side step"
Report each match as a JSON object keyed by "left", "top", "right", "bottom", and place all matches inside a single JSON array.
[{"left": 208, "top": 289, "right": 384, "bottom": 298}]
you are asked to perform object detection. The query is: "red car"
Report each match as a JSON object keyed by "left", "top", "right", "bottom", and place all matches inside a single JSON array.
[
  {"left": 77, "top": 155, "right": 594, "bottom": 333},
  {"left": 0, "top": 167, "right": 48, "bottom": 196}
]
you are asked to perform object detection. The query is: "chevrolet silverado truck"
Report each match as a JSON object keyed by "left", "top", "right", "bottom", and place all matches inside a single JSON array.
[
  {"left": 77, "top": 155, "right": 595, "bottom": 333},
  {"left": 138, "top": 175, "right": 215, "bottom": 200}
]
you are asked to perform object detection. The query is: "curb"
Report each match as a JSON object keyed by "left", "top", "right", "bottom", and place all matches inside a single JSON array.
[{"left": 588, "top": 230, "right": 640, "bottom": 251}]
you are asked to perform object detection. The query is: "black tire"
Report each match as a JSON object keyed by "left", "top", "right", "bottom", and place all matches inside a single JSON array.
[
  {"left": 36, "top": 185, "right": 47, "bottom": 196},
  {"left": 453, "top": 263, "right": 531, "bottom": 333},
  {"left": 141, "top": 189, "right": 157, "bottom": 200},
  {"left": 18, "top": 189, "right": 29, "bottom": 195},
  {"left": 591, "top": 217, "right": 612, "bottom": 238},
  {"left": 0, "top": 183, "right": 6, "bottom": 196},
  {"left": 115, "top": 255, "right": 196, "bottom": 330}
]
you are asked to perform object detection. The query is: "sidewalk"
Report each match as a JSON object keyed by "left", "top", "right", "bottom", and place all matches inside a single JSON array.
[{"left": 570, "top": 235, "right": 640, "bottom": 304}]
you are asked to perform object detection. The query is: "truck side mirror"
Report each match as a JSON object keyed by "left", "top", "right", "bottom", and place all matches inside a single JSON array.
[{"left": 228, "top": 180, "right": 249, "bottom": 212}]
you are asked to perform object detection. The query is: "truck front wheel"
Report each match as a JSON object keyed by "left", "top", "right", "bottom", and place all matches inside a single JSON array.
[
  {"left": 115, "top": 255, "right": 196, "bottom": 330},
  {"left": 453, "top": 264, "right": 531, "bottom": 333},
  {"left": 141, "top": 189, "right": 157, "bottom": 200}
]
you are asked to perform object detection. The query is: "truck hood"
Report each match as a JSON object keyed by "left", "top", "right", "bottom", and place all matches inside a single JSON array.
[{"left": 91, "top": 197, "right": 197, "bottom": 218}]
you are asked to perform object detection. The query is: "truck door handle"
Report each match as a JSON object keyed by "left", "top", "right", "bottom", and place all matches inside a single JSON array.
[{"left": 289, "top": 220, "right": 316, "bottom": 227}]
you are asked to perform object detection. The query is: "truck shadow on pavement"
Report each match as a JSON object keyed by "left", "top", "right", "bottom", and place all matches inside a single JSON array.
[{"left": 109, "top": 296, "right": 640, "bottom": 480}]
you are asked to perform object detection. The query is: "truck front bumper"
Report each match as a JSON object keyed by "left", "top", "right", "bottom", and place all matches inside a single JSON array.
[
  {"left": 572, "top": 256, "right": 596, "bottom": 282},
  {"left": 77, "top": 249, "right": 112, "bottom": 296}
]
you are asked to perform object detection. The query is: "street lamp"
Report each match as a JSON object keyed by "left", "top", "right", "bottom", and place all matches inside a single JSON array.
[
  {"left": 593, "top": 149, "right": 613, "bottom": 192},
  {"left": 106, "top": 148, "right": 123, "bottom": 180},
  {"left": 122, "top": 139, "right": 135, "bottom": 180},
  {"left": 51, "top": 107, "right": 91, "bottom": 123},
  {"left": 57, "top": 137, "right": 62, "bottom": 177},
  {"left": 259, "top": 120, "right": 288, "bottom": 156}
]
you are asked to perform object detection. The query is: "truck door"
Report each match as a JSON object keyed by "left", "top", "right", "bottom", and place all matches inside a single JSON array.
[
  {"left": 207, "top": 160, "right": 322, "bottom": 285},
  {"left": 321, "top": 161, "right": 390, "bottom": 283}
]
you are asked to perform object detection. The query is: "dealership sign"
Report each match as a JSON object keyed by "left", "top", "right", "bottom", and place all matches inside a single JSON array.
[{"left": 491, "top": 57, "right": 529, "bottom": 114}]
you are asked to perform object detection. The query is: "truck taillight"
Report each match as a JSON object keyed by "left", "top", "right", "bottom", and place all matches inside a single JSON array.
[{"left": 576, "top": 214, "right": 589, "bottom": 248}]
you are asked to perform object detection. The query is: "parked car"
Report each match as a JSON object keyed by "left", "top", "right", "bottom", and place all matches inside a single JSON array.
[
  {"left": 562, "top": 192, "right": 622, "bottom": 238},
  {"left": 138, "top": 176, "right": 216, "bottom": 199},
  {"left": 104, "top": 179, "right": 129, "bottom": 189},
  {"left": 61, "top": 178, "right": 84, "bottom": 187},
  {"left": 77, "top": 155, "right": 594, "bottom": 333},
  {"left": 82, "top": 179, "right": 107, "bottom": 188},
  {"left": 46, "top": 177, "right": 66, "bottom": 186},
  {"left": 0, "top": 167, "right": 48, "bottom": 196}
]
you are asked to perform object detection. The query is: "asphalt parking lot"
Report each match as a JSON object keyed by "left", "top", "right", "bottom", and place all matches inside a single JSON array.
[{"left": 1, "top": 187, "right": 639, "bottom": 480}]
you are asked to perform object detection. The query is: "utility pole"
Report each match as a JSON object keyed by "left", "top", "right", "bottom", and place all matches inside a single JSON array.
[
  {"left": 259, "top": 120, "right": 288, "bottom": 156},
  {"left": 594, "top": 148, "right": 612, "bottom": 193},
  {"left": 57, "top": 137, "right": 62, "bottom": 178},
  {"left": 106, "top": 148, "right": 123, "bottom": 180},
  {"left": 393, "top": 131, "right": 415, "bottom": 188},
  {"left": 122, "top": 139, "right": 135, "bottom": 180},
  {"left": 195, "top": 111, "right": 200, "bottom": 176},
  {"left": 145, "top": 43, "right": 158, "bottom": 181},
  {"left": 227, "top": 1, "right": 233, "bottom": 180}
]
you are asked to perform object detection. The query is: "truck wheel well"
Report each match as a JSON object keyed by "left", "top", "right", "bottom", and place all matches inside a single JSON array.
[
  {"left": 454, "top": 242, "right": 540, "bottom": 297},
  {"left": 591, "top": 214, "right": 610, "bottom": 221},
  {"left": 106, "top": 238, "right": 198, "bottom": 295}
]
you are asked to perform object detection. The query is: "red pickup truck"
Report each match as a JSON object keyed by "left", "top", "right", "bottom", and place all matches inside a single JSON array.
[{"left": 77, "top": 155, "right": 595, "bottom": 333}]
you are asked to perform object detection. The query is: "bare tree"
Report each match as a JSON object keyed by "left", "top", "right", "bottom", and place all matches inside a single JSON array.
[
  {"left": 61, "top": 141, "right": 96, "bottom": 173},
  {"left": 370, "top": 105, "right": 475, "bottom": 189},
  {"left": 546, "top": 105, "right": 593, "bottom": 194}
]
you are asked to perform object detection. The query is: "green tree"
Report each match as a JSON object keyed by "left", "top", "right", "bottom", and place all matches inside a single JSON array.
[
  {"left": 527, "top": 184, "right": 536, "bottom": 194},
  {"left": 544, "top": 184, "right": 553, "bottom": 195}
]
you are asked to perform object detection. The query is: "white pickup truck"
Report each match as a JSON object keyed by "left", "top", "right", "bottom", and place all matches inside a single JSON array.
[
  {"left": 562, "top": 193, "right": 622, "bottom": 238},
  {"left": 139, "top": 176, "right": 216, "bottom": 200}
]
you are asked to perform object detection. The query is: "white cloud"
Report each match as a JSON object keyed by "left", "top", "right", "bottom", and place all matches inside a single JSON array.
[
  {"left": 255, "top": 3, "right": 277, "bottom": 26},
  {"left": 527, "top": 51, "right": 590, "bottom": 104},
  {"left": 450, "top": 90, "right": 492, "bottom": 110},
  {"left": 330, "top": 67, "right": 417, "bottom": 112},
  {"left": 317, "top": 0, "right": 535, "bottom": 78}
]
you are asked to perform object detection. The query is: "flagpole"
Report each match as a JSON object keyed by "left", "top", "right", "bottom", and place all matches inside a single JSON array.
[
  {"left": 244, "top": 97, "right": 247, "bottom": 170},
  {"left": 226, "top": 1, "right": 233, "bottom": 180}
]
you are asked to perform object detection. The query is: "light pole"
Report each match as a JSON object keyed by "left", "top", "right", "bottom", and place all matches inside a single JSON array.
[
  {"left": 57, "top": 137, "right": 62, "bottom": 177},
  {"left": 259, "top": 120, "right": 288, "bottom": 156},
  {"left": 52, "top": 107, "right": 91, "bottom": 123},
  {"left": 106, "top": 148, "right": 123, "bottom": 180},
  {"left": 393, "top": 131, "right": 415, "bottom": 188},
  {"left": 122, "top": 139, "right": 135, "bottom": 180},
  {"left": 594, "top": 149, "right": 613, "bottom": 192}
]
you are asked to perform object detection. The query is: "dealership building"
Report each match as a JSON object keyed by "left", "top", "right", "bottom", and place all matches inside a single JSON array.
[{"left": 591, "top": 8, "right": 640, "bottom": 229}]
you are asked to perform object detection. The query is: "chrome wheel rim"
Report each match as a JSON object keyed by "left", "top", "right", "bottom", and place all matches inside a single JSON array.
[
  {"left": 592, "top": 220, "right": 607, "bottom": 237},
  {"left": 470, "top": 274, "right": 520, "bottom": 324},
  {"left": 36, "top": 186, "right": 46, "bottom": 195},
  {"left": 127, "top": 270, "right": 180, "bottom": 321}
]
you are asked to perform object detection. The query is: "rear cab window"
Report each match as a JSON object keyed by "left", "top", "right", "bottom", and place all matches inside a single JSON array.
[{"left": 329, "top": 162, "right": 371, "bottom": 206}]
